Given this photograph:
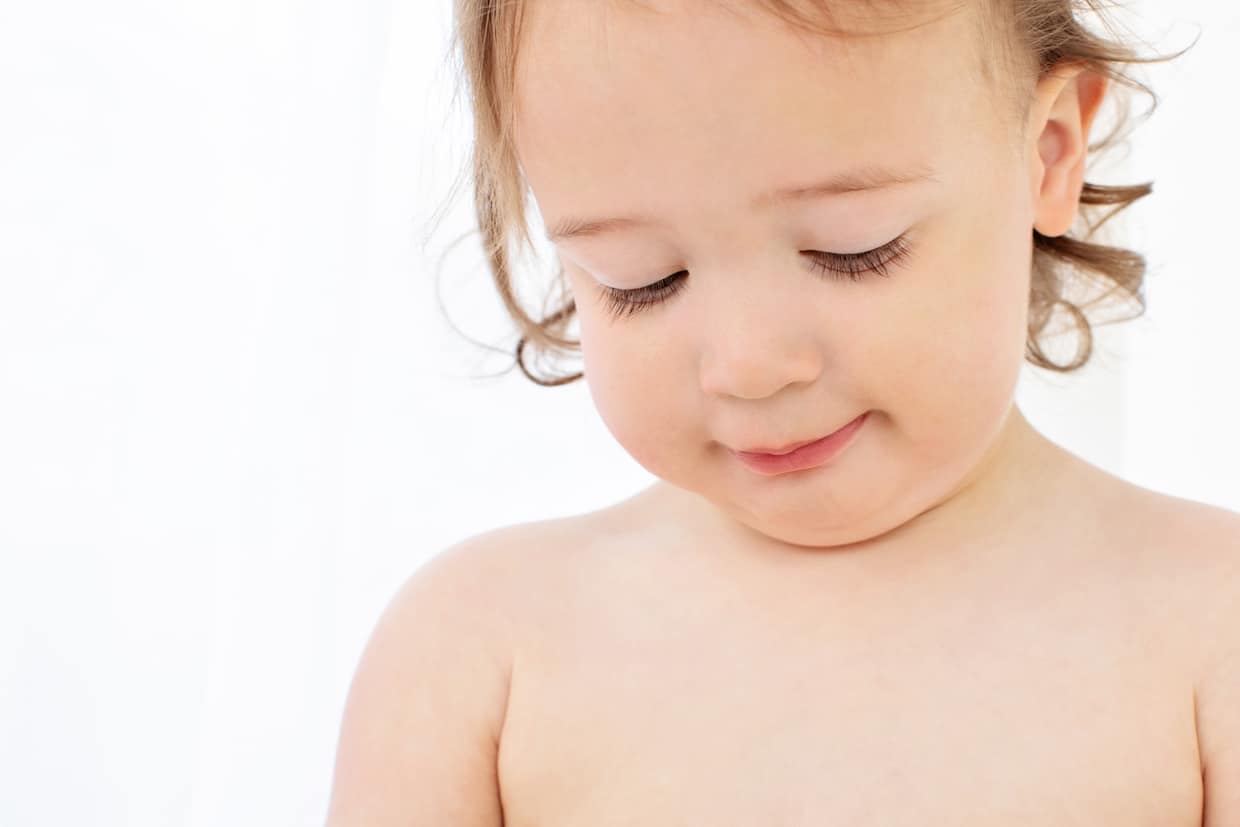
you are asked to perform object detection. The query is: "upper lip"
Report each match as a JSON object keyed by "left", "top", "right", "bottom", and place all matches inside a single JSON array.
[
  {"left": 736, "top": 435, "right": 824, "bottom": 456},
  {"left": 731, "top": 413, "right": 865, "bottom": 456}
]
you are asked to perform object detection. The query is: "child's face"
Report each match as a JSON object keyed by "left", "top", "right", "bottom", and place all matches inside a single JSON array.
[{"left": 515, "top": 1, "right": 1059, "bottom": 548}]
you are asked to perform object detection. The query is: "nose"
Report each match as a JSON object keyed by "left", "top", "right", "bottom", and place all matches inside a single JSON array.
[{"left": 697, "top": 277, "right": 825, "bottom": 400}]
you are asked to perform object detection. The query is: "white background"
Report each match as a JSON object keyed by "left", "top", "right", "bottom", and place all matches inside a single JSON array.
[{"left": 0, "top": 1, "right": 1235, "bottom": 825}]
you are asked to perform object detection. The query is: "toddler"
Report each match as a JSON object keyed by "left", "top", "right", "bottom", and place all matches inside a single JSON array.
[{"left": 327, "top": 0, "right": 1239, "bottom": 824}]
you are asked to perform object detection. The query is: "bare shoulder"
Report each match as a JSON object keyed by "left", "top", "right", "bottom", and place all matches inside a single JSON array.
[
  {"left": 1146, "top": 488, "right": 1240, "bottom": 657},
  {"left": 1064, "top": 453, "right": 1240, "bottom": 571},
  {"left": 324, "top": 518, "right": 592, "bottom": 827},
  {"left": 1095, "top": 472, "right": 1240, "bottom": 628},
  {"left": 1091, "top": 476, "right": 1240, "bottom": 825},
  {"left": 1113, "top": 478, "right": 1240, "bottom": 579},
  {"left": 1136, "top": 491, "right": 1240, "bottom": 826}
]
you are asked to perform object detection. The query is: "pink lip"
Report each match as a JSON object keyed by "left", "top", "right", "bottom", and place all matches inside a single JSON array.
[
  {"left": 730, "top": 412, "right": 869, "bottom": 476},
  {"left": 741, "top": 434, "right": 824, "bottom": 456}
]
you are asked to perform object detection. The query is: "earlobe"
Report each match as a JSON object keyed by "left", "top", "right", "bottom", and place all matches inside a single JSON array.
[{"left": 1030, "top": 66, "right": 1110, "bottom": 238}]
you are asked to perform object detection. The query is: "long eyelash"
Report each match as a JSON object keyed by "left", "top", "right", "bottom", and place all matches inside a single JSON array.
[
  {"left": 598, "top": 271, "right": 689, "bottom": 320},
  {"left": 807, "top": 234, "right": 913, "bottom": 282},
  {"left": 598, "top": 234, "right": 912, "bottom": 320}
]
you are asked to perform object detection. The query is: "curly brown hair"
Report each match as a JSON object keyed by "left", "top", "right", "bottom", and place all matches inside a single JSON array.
[{"left": 440, "top": 0, "right": 1191, "bottom": 386}]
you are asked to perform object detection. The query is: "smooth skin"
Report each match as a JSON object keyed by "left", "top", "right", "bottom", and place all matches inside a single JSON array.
[{"left": 324, "top": 1, "right": 1240, "bottom": 824}]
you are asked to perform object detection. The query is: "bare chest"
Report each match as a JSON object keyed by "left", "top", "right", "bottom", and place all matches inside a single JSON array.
[{"left": 495, "top": 546, "right": 1203, "bottom": 826}]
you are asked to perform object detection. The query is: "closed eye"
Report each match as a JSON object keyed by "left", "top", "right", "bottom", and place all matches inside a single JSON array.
[{"left": 597, "top": 233, "right": 913, "bottom": 321}]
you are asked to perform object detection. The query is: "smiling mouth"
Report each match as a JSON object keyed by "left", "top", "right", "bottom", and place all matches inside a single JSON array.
[
  {"left": 740, "top": 435, "right": 822, "bottom": 456},
  {"left": 735, "top": 413, "right": 867, "bottom": 456},
  {"left": 728, "top": 412, "right": 870, "bottom": 476}
]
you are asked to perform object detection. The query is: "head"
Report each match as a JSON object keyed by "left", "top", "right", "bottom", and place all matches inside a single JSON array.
[{"left": 446, "top": 0, "right": 1182, "bottom": 551}]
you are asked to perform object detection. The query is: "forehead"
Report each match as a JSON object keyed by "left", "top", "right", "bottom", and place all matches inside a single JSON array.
[{"left": 513, "top": 0, "right": 992, "bottom": 235}]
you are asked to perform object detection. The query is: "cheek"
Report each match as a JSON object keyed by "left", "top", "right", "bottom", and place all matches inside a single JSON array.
[
  {"left": 573, "top": 293, "right": 703, "bottom": 476},
  {"left": 580, "top": 341, "right": 689, "bottom": 479},
  {"left": 570, "top": 269, "right": 676, "bottom": 412},
  {"left": 575, "top": 305, "right": 663, "bottom": 453},
  {"left": 865, "top": 218, "right": 1030, "bottom": 434}
]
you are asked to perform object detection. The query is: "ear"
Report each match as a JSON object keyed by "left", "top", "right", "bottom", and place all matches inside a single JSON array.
[{"left": 1028, "top": 64, "right": 1110, "bottom": 238}]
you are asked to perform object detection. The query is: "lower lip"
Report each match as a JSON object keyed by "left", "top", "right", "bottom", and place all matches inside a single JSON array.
[{"left": 731, "top": 412, "right": 870, "bottom": 476}]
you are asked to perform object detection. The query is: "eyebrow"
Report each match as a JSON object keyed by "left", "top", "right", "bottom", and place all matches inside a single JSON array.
[{"left": 545, "top": 164, "right": 939, "bottom": 244}]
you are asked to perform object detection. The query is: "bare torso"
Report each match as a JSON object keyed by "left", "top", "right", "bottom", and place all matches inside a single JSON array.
[{"left": 493, "top": 453, "right": 1208, "bottom": 825}]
